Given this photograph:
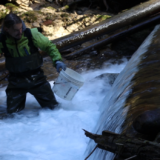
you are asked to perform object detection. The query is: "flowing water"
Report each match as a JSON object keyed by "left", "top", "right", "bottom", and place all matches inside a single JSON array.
[
  {"left": 0, "top": 59, "right": 127, "bottom": 160},
  {"left": 85, "top": 25, "right": 160, "bottom": 160},
  {"left": 0, "top": 23, "right": 158, "bottom": 160}
]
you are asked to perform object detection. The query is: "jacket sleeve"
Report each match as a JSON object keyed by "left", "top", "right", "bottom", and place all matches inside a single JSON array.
[{"left": 31, "top": 28, "right": 62, "bottom": 66}]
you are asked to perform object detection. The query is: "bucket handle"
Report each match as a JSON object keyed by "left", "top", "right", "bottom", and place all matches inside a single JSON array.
[{"left": 53, "top": 81, "right": 68, "bottom": 85}]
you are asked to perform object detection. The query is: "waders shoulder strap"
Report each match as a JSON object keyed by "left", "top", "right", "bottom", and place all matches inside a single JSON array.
[
  {"left": 0, "top": 33, "right": 11, "bottom": 57},
  {"left": 24, "top": 28, "right": 39, "bottom": 54}
]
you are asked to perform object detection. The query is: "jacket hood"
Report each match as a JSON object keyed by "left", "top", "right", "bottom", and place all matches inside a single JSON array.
[{"left": 1, "top": 20, "right": 26, "bottom": 35}]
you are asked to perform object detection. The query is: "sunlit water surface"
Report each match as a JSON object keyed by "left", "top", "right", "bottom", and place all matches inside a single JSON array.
[{"left": 0, "top": 59, "right": 127, "bottom": 160}]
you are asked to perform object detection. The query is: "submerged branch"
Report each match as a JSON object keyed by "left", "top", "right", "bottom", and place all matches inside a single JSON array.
[{"left": 84, "top": 129, "right": 160, "bottom": 160}]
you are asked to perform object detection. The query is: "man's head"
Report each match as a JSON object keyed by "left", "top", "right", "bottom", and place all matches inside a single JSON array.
[{"left": 3, "top": 13, "right": 23, "bottom": 39}]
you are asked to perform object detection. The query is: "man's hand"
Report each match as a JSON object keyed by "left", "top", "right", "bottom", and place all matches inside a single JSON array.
[{"left": 55, "top": 61, "right": 66, "bottom": 73}]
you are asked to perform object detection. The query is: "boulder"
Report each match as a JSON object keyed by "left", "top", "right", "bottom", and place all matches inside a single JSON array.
[
  {"left": 41, "top": 24, "right": 69, "bottom": 40},
  {"left": 66, "top": 23, "right": 79, "bottom": 32},
  {"left": 40, "top": 7, "right": 56, "bottom": 15}
]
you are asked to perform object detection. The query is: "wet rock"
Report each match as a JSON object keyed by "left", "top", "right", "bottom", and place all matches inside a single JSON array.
[
  {"left": 95, "top": 73, "right": 119, "bottom": 86},
  {"left": 16, "top": 0, "right": 30, "bottom": 7},
  {"left": 25, "top": 22, "right": 32, "bottom": 28},
  {"left": 76, "top": 10, "right": 83, "bottom": 15},
  {"left": 79, "top": 7, "right": 88, "bottom": 12},
  {"left": 133, "top": 108, "right": 160, "bottom": 136},
  {"left": 34, "top": 0, "right": 45, "bottom": 3},
  {"left": 83, "top": 10, "right": 95, "bottom": 15},
  {"left": 18, "top": 5, "right": 33, "bottom": 11},
  {"left": 100, "top": 48, "right": 117, "bottom": 57},
  {"left": 40, "top": 7, "right": 56, "bottom": 14},
  {"left": 32, "top": 22, "right": 40, "bottom": 27},
  {"left": 46, "top": 0, "right": 53, "bottom": 2},
  {"left": 30, "top": 3, "right": 44, "bottom": 10},
  {"left": 42, "top": 20, "right": 53, "bottom": 26},
  {"left": 66, "top": 23, "right": 79, "bottom": 32},
  {"left": 53, "top": 19, "right": 64, "bottom": 26},
  {"left": 41, "top": 25, "right": 69, "bottom": 40},
  {"left": 90, "top": 50, "right": 98, "bottom": 56}
]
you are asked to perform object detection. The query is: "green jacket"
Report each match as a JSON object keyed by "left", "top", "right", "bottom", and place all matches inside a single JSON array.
[{"left": 0, "top": 28, "right": 62, "bottom": 66}]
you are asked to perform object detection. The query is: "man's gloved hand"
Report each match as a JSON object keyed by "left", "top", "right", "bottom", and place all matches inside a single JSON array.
[{"left": 55, "top": 61, "right": 66, "bottom": 73}]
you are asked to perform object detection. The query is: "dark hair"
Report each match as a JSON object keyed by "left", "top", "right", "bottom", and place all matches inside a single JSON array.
[{"left": 3, "top": 13, "right": 22, "bottom": 28}]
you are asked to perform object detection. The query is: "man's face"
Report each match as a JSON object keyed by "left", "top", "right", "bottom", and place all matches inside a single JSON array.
[{"left": 5, "top": 23, "right": 23, "bottom": 39}]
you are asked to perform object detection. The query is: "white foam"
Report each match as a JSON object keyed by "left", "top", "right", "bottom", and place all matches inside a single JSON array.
[{"left": 0, "top": 59, "right": 127, "bottom": 160}]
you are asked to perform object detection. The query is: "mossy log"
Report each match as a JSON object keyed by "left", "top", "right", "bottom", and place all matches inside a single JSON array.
[{"left": 84, "top": 129, "right": 160, "bottom": 160}]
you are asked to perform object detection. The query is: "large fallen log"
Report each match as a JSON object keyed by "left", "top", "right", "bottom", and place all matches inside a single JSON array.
[
  {"left": 121, "top": 26, "right": 160, "bottom": 138},
  {"left": 64, "top": 13, "right": 160, "bottom": 59},
  {"left": 53, "top": 0, "right": 160, "bottom": 51},
  {"left": 84, "top": 129, "right": 160, "bottom": 160}
]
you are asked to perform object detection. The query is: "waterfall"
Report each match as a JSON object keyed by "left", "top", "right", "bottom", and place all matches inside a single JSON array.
[{"left": 85, "top": 25, "right": 160, "bottom": 160}]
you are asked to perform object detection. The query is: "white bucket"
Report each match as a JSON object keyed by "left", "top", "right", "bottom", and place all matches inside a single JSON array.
[{"left": 52, "top": 68, "right": 85, "bottom": 100}]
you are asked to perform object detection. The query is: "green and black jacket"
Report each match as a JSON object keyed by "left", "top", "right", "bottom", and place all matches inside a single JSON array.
[{"left": 0, "top": 24, "right": 62, "bottom": 73}]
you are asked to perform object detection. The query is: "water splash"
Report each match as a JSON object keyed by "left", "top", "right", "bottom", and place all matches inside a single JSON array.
[{"left": 0, "top": 59, "right": 127, "bottom": 160}]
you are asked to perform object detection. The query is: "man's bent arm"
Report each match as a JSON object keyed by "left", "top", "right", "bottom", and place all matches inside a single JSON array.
[{"left": 31, "top": 28, "right": 62, "bottom": 66}]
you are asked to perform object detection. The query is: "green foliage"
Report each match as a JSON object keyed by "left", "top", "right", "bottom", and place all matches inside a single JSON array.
[
  {"left": 21, "top": 11, "right": 38, "bottom": 23},
  {"left": 96, "top": 15, "right": 111, "bottom": 21},
  {"left": 64, "top": 5, "right": 69, "bottom": 9},
  {"left": 0, "top": 8, "right": 9, "bottom": 20},
  {"left": 0, "top": 12, "right": 7, "bottom": 19},
  {"left": 45, "top": 13, "right": 53, "bottom": 20},
  {"left": 61, "top": 13, "right": 69, "bottom": 18},
  {"left": 5, "top": 3, "right": 18, "bottom": 11},
  {"left": 35, "top": 10, "right": 43, "bottom": 14},
  {"left": 5, "top": 3, "right": 17, "bottom": 8},
  {"left": 47, "top": 6, "right": 56, "bottom": 10}
]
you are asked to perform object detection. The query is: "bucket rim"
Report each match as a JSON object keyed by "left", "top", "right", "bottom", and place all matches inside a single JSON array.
[{"left": 60, "top": 68, "right": 85, "bottom": 86}]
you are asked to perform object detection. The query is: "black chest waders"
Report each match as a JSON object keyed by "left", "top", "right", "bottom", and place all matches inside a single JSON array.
[{"left": 0, "top": 28, "right": 58, "bottom": 114}]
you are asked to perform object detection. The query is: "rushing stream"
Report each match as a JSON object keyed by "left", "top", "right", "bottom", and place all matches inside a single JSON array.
[{"left": 0, "top": 60, "right": 127, "bottom": 160}]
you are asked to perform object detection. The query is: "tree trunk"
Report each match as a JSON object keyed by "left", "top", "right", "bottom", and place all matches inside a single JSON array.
[
  {"left": 64, "top": 14, "right": 160, "bottom": 59},
  {"left": 52, "top": 0, "right": 160, "bottom": 51}
]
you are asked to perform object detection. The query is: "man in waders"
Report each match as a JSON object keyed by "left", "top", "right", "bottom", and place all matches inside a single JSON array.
[{"left": 0, "top": 13, "right": 66, "bottom": 114}]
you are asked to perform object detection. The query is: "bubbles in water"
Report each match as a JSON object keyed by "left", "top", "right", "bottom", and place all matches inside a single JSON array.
[{"left": 0, "top": 59, "right": 127, "bottom": 160}]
